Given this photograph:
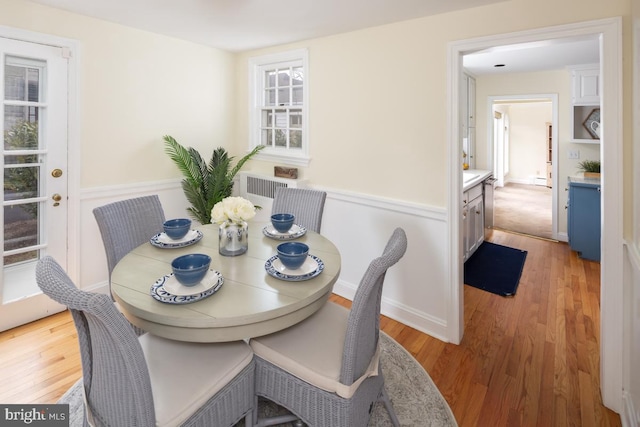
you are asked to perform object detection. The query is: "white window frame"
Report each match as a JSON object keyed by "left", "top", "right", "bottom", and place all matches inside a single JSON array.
[{"left": 249, "top": 49, "right": 310, "bottom": 166}]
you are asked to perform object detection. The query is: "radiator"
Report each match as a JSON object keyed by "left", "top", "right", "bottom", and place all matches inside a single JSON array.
[{"left": 239, "top": 172, "right": 305, "bottom": 222}]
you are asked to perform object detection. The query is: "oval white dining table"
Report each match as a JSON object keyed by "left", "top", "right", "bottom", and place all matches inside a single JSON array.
[{"left": 111, "top": 222, "right": 341, "bottom": 343}]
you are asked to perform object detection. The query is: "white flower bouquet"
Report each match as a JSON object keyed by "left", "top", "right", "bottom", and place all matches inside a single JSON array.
[{"left": 211, "top": 196, "right": 257, "bottom": 225}]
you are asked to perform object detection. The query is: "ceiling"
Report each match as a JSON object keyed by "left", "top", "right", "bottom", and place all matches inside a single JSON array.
[
  {"left": 26, "top": 0, "right": 599, "bottom": 72},
  {"left": 463, "top": 36, "right": 600, "bottom": 75},
  {"left": 28, "top": 0, "right": 506, "bottom": 52}
]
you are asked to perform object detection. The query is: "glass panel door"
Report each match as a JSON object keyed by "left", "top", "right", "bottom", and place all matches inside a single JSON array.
[{"left": 1, "top": 37, "right": 69, "bottom": 331}]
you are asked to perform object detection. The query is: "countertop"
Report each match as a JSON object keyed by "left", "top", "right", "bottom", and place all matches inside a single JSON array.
[
  {"left": 568, "top": 175, "right": 601, "bottom": 187},
  {"left": 463, "top": 169, "right": 493, "bottom": 191}
]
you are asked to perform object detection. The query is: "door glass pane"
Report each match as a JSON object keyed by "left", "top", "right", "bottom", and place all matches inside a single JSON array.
[
  {"left": 4, "top": 62, "right": 40, "bottom": 102},
  {"left": 4, "top": 202, "right": 39, "bottom": 266},
  {"left": 4, "top": 163, "right": 40, "bottom": 199},
  {"left": 4, "top": 111, "right": 39, "bottom": 150},
  {"left": 3, "top": 56, "right": 45, "bottom": 268}
]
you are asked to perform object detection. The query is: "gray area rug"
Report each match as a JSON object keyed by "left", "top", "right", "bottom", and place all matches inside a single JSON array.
[{"left": 58, "top": 333, "right": 457, "bottom": 426}]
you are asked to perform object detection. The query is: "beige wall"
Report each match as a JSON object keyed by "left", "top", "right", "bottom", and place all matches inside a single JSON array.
[
  {"left": 0, "top": 0, "right": 237, "bottom": 188},
  {"left": 234, "top": 0, "right": 628, "bottom": 209},
  {"left": 502, "top": 102, "right": 552, "bottom": 183}
]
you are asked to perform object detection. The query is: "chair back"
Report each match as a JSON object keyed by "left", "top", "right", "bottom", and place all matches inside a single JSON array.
[
  {"left": 272, "top": 187, "right": 327, "bottom": 233},
  {"left": 339, "top": 228, "right": 407, "bottom": 386},
  {"left": 36, "top": 256, "right": 156, "bottom": 427},
  {"left": 93, "top": 195, "right": 165, "bottom": 279}
]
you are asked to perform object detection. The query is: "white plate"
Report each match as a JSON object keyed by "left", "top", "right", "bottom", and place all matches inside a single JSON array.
[
  {"left": 150, "top": 270, "right": 224, "bottom": 304},
  {"left": 163, "top": 269, "right": 223, "bottom": 296},
  {"left": 262, "top": 224, "right": 307, "bottom": 240},
  {"left": 150, "top": 229, "right": 203, "bottom": 248},
  {"left": 265, "top": 254, "right": 324, "bottom": 281}
]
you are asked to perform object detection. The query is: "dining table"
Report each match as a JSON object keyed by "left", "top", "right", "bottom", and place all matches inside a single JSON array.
[{"left": 111, "top": 222, "right": 341, "bottom": 343}]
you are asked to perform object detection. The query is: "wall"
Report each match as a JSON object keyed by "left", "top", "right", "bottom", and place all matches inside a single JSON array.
[
  {"left": 625, "top": 0, "right": 640, "bottom": 424},
  {"left": 503, "top": 102, "right": 552, "bottom": 184},
  {"left": 0, "top": 0, "right": 238, "bottom": 188}
]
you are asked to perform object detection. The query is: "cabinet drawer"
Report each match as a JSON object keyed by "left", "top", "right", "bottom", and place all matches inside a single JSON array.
[{"left": 463, "top": 183, "right": 483, "bottom": 204}]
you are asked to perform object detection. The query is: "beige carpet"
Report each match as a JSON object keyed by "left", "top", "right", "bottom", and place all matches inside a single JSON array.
[{"left": 493, "top": 182, "right": 553, "bottom": 240}]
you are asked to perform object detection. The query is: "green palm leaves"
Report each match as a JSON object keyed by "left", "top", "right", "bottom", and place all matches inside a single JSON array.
[{"left": 163, "top": 135, "right": 264, "bottom": 224}]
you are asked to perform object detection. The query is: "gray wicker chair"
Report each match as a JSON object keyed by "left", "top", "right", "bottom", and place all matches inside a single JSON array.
[
  {"left": 93, "top": 195, "right": 166, "bottom": 283},
  {"left": 36, "top": 256, "right": 255, "bottom": 427},
  {"left": 250, "top": 228, "right": 407, "bottom": 427},
  {"left": 271, "top": 188, "right": 327, "bottom": 233}
]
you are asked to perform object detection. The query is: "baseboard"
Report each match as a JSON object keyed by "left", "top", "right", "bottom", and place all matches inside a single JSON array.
[
  {"left": 622, "top": 390, "right": 637, "bottom": 427},
  {"left": 333, "top": 279, "right": 450, "bottom": 342}
]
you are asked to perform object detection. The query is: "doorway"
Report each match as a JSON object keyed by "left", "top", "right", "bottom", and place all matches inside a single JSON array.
[
  {"left": 491, "top": 98, "right": 556, "bottom": 240},
  {"left": 448, "top": 18, "right": 623, "bottom": 411},
  {"left": 0, "top": 35, "right": 71, "bottom": 331}
]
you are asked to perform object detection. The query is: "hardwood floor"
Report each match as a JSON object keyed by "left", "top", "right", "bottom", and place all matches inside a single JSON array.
[{"left": 0, "top": 229, "right": 621, "bottom": 426}]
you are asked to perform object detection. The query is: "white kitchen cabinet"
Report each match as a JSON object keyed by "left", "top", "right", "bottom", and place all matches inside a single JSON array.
[
  {"left": 569, "top": 64, "right": 600, "bottom": 143},
  {"left": 467, "top": 75, "right": 476, "bottom": 128},
  {"left": 461, "top": 73, "right": 476, "bottom": 169},
  {"left": 463, "top": 182, "right": 484, "bottom": 261},
  {"left": 572, "top": 66, "right": 600, "bottom": 105}
]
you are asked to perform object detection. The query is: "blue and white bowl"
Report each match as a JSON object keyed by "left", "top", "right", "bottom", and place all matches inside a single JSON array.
[
  {"left": 277, "top": 242, "right": 309, "bottom": 270},
  {"left": 163, "top": 218, "right": 191, "bottom": 240},
  {"left": 171, "top": 253, "right": 211, "bottom": 286},
  {"left": 271, "top": 213, "right": 295, "bottom": 233}
]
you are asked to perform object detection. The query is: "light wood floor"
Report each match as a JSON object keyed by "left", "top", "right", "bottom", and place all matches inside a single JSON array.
[{"left": 0, "top": 229, "right": 620, "bottom": 426}]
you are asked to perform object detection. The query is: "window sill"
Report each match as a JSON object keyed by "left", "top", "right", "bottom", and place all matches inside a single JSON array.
[{"left": 254, "top": 151, "right": 310, "bottom": 167}]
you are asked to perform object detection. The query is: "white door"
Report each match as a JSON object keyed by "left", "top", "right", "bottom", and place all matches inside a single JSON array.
[{"left": 0, "top": 37, "right": 69, "bottom": 331}]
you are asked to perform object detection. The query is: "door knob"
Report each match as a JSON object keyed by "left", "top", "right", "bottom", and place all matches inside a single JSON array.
[
  {"left": 52, "top": 193, "right": 62, "bottom": 206},
  {"left": 51, "top": 169, "right": 63, "bottom": 178}
]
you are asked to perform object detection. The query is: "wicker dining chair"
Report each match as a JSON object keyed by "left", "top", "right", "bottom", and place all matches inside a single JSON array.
[
  {"left": 36, "top": 256, "right": 255, "bottom": 427},
  {"left": 93, "top": 195, "right": 166, "bottom": 284},
  {"left": 250, "top": 228, "right": 407, "bottom": 427},
  {"left": 271, "top": 188, "right": 327, "bottom": 233}
]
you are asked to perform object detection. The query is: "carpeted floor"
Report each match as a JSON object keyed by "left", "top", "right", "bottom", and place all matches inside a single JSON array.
[
  {"left": 58, "top": 333, "right": 457, "bottom": 426},
  {"left": 493, "top": 182, "right": 553, "bottom": 240}
]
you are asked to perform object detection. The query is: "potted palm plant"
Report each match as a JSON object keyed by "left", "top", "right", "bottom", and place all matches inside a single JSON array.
[{"left": 163, "top": 135, "right": 264, "bottom": 224}]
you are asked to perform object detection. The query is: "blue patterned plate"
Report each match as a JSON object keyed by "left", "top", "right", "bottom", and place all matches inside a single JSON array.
[
  {"left": 150, "top": 269, "right": 223, "bottom": 304},
  {"left": 150, "top": 229, "right": 203, "bottom": 248},
  {"left": 262, "top": 224, "right": 307, "bottom": 240},
  {"left": 265, "top": 254, "right": 324, "bottom": 281}
]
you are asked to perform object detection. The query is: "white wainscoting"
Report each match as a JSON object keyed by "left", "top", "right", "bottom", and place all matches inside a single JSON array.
[
  {"left": 78, "top": 179, "right": 187, "bottom": 293},
  {"left": 78, "top": 180, "right": 452, "bottom": 342},
  {"left": 318, "top": 187, "right": 450, "bottom": 341},
  {"left": 622, "top": 242, "right": 640, "bottom": 427}
]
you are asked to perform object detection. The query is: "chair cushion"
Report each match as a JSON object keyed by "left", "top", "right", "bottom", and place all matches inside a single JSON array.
[
  {"left": 139, "top": 334, "right": 253, "bottom": 427},
  {"left": 250, "top": 302, "right": 379, "bottom": 399}
]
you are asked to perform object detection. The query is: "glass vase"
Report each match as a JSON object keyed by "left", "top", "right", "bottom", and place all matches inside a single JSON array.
[{"left": 218, "top": 221, "right": 248, "bottom": 256}]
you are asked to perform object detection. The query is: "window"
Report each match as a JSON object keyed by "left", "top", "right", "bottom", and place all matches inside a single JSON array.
[{"left": 249, "top": 49, "right": 309, "bottom": 166}]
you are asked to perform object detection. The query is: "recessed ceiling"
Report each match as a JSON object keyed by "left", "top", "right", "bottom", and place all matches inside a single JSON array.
[
  {"left": 27, "top": 0, "right": 507, "bottom": 52},
  {"left": 463, "top": 36, "right": 600, "bottom": 75}
]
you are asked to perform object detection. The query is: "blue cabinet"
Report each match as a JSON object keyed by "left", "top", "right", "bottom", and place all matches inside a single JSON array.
[{"left": 567, "top": 178, "right": 601, "bottom": 261}]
